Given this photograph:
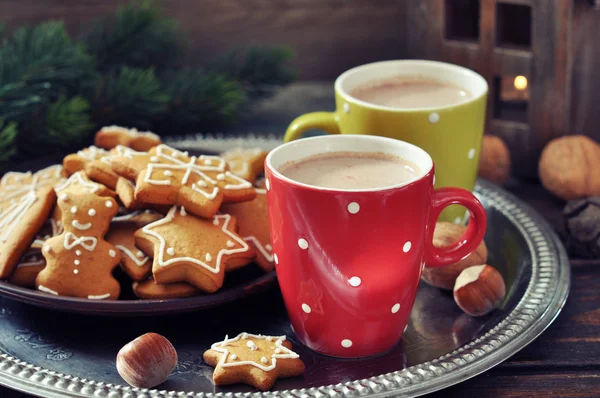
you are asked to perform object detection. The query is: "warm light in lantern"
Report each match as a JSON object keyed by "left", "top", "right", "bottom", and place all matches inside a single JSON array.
[{"left": 514, "top": 75, "right": 528, "bottom": 90}]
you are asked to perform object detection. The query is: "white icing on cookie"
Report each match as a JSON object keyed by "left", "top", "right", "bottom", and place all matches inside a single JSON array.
[
  {"left": 211, "top": 333, "right": 299, "bottom": 372},
  {"left": 88, "top": 293, "right": 111, "bottom": 300},
  {"left": 140, "top": 206, "right": 250, "bottom": 274},
  {"left": 116, "top": 245, "right": 149, "bottom": 267},
  {"left": 38, "top": 285, "right": 59, "bottom": 295},
  {"left": 72, "top": 220, "right": 92, "bottom": 230},
  {"left": 64, "top": 233, "right": 98, "bottom": 251}
]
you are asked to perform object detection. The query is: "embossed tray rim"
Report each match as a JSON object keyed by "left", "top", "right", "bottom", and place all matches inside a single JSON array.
[{"left": 0, "top": 134, "right": 570, "bottom": 398}]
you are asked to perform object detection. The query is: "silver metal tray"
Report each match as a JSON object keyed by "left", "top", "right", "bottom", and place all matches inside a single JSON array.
[{"left": 0, "top": 135, "right": 570, "bottom": 397}]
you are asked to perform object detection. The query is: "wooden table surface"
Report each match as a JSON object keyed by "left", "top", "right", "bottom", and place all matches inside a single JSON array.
[{"left": 2, "top": 83, "right": 599, "bottom": 397}]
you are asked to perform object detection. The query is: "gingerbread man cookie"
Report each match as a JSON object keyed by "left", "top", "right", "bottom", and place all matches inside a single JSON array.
[
  {"left": 0, "top": 165, "right": 62, "bottom": 279},
  {"left": 55, "top": 171, "right": 116, "bottom": 198},
  {"left": 95, "top": 125, "right": 161, "bottom": 151},
  {"left": 221, "top": 189, "right": 273, "bottom": 272},
  {"left": 111, "top": 144, "right": 256, "bottom": 218},
  {"left": 132, "top": 277, "right": 200, "bottom": 299},
  {"left": 36, "top": 192, "right": 122, "bottom": 299},
  {"left": 204, "top": 333, "right": 305, "bottom": 391},
  {"left": 221, "top": 147, "right": 267, "bottom": 183},
  {"left": 134, "top": 206, "right": 254, "bottom": 293}
]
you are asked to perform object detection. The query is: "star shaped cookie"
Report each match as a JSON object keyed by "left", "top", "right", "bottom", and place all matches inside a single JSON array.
[
  {"left": 221, "top": 189, "right": 273, "bottom": 272},
  {"left": 204, "top": 333, "right": 305, "bottom": 391},
  {"left": 112, "top": 144, "right": 256, "bottom": 218},
  {"left": 134, "top": 206, "right": 255, "bottom": 292},
  {"left": 221, "top": 147, "right": 267, "bottom": 183}
]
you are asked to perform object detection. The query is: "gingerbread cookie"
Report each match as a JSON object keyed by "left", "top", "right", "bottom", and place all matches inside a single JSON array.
[
  {"left": 55, "top": 171, "right": 116, "bottom": 198},
  {"left": 134, "top": 206, "right": 254, "bottom": 293},
  {"left": 132, "top": 278, "right": 200, "bottom": 299},
  {"left": 221, "top": 189, "right": 273, "bottom": 272},
  {"left": 8, "top": 251, "right": 46, "bottom": 288},
  {"left": 31, "top": 206, "right": 63, "bottom": 250},
  {"left": 63, "top": 146, "right": 110, "bottom": 177},
  {"left": 0, "top": 165, "right": 62, "bottom": 279},
  {"left": 36, "top": 192, "right": 122, "bottom": 299},
  {"left": 203, "top": 333, "right": 305, "bottom": 391},
  {"left": 221, "top": 147, "right": 267, "bottom": 183},
  {"left": 116, "top": 177, "right": 145, "bottom": 209},
  {"left": 95, "top": 125, "right": 161, "bottom": 151},
  {"left": 113, "top": 209, "right": 164, "bottom": 225},
  {"left": 135, "top": 145, "right": 256, "bottom": 218},
  {"left": 106, "top": 219, "right": 156, "bottom": 282}
]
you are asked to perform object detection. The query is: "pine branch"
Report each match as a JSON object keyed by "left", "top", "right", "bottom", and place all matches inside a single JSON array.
[
  {"left": 0, "top": 119, "right": 17, "bottom": 165},
  {"left": 91, "top": 66, "right": 168, "bottom": 130},
  {"left": 84, "top": 0, "right": 182, "bottom": 73},
  {"left": 0, "top": 21, "right": 93, "bottom": 121},
  {"left": 213, "top": 45, "right": 295, "bottom": 98},
  {"left": 160, "top": 68, "right": 246, "bottom": 132},
  {"left": 45, "top": 96, "right": 94, "bottom": 148}
]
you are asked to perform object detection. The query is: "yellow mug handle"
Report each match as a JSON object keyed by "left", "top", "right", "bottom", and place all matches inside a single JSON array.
[{"left": 283, "top": 112, "right": 341, "bottom": 142}]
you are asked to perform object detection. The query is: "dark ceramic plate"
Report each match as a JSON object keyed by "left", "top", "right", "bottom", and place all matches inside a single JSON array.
[{"left": 0, "top": 147, "right": 277, "bottom": 316}]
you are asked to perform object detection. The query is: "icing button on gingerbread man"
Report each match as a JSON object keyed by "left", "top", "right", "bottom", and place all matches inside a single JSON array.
[{"left": 36, "top": 192, "right": 122, "bottom": 299}]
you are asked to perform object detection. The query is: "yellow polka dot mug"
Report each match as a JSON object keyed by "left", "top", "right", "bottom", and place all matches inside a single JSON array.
[{"left": 283, "top": 60, "right": 488, "bottom": 223}]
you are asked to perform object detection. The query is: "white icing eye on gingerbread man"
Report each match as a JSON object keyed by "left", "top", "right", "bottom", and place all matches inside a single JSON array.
[{"left": 57, "top": 192, "right": 117, "bottom": 237}]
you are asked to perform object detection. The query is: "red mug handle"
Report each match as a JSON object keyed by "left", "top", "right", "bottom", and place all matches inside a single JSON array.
[{"left": 425, "top": 187, "right": 487, "bottom": 267}]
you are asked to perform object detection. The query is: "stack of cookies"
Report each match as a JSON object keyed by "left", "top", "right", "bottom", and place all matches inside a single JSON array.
[{"left": 0, "top": 126, "right": 272, "bottom": 300}]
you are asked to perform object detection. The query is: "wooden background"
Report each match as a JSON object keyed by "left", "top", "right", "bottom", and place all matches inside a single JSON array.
[
  {"left": 1, "top": 0, "right": 600, "bottom": 142},
  {"left": 0, "top": 0, "right": 406, "bottom": 80}
]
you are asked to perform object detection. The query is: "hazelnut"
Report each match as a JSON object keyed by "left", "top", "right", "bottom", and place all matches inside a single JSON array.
[
  {"left": 539, "top": 135, "right": 600, "bottom": 200},
  {"left": 453, "top": 265, "right": 506, "bottom": 317},
  {"left": 116, "top": 332, "right": 178, "bottom": 388},
  {"left": 478, "top": 135, "right": 511, "bottom": 185},
  {"left": 422, "top": 222, "right": 488, "bottom": 290}
]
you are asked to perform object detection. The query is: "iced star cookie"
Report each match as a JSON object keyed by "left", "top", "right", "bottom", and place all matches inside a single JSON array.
[
  {"left": 134, "top": 206, "right": 254, "bottom": 293},
  {"left": 112, "top": 144, "right": 256, "bottom": 218},
  {"left": 221, "top": 147, "right": 267, "bottom": 183},
  {"left": 8, "top": 251, "right": 46, "bottom": 288},
  {"left": 105, "top": 213, "right": 161, "bottom": 281},
  {"left": 95, "top": 125, "right": 161, "bottom": 151},
  {"left": 203, "top": 333, "right": 305, "bottom": 391},
  {"left": 221, "top": 189, "right": 273, "bottom": 272},
  {"left": 63, "top": 146, "right": 110, "bottom": 177},
  {"left": 36, "top": 192, "right": 122, "bottom": 299},
  {"left": 132, "top": 278, "right": 200, "bottom": 299},
  {"left": 0, "top": 165, "right": 62, "bottom": 279}
]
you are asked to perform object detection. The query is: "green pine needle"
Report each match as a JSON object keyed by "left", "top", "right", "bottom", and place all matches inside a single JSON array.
[
  {"left": 92, "top": 66, "right": 168, "bottom": 129},
  {"left": 0, "top": 119, "right": 18, "bottom": 164},
  {"left": 45, "top": 96, "right": 94, "bottom": 149},
  {"left": 161, "top": 68, "right": 246, "bottom": 131},
  {"left": 0, "top": 21, "right": 92, "bottom": 120},
  {"left": 85, "top": 0, "right": 182, "bottom": 73},
  {"left": 214, "top": 45, "right": 295, "bottom": 97}
]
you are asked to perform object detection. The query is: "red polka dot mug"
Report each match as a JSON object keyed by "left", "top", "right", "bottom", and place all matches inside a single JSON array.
[{"left": 264, "top": 135, "right": 487, "bottom": 358}]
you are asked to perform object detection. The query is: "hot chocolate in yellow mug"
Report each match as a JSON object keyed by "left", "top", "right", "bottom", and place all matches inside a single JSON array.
[{"left": 284, "top": 60, "right": 488, "bottom": 223}]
